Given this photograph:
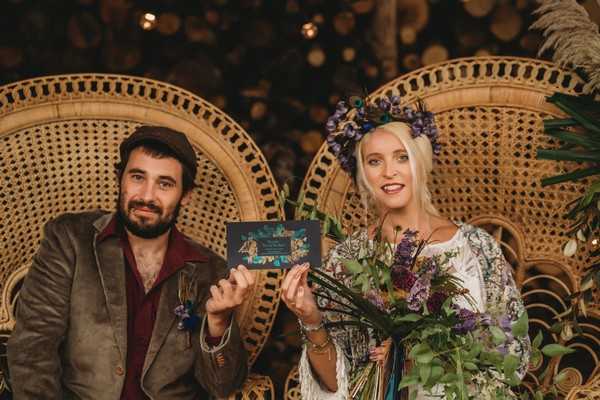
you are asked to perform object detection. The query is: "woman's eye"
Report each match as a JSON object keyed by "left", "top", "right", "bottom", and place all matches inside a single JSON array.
[
  {"left": 367, "top": 159, "right": 381, "bottom": 166},
  {"left": 397, "top": 154, "right": 409, "bottom": 162}
]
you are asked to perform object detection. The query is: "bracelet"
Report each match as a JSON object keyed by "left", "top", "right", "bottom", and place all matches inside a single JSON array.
[
  {"left": 306, "top": 333, "right": 331, "bottom": 354},
  {"left": 298, "top": 318, "right": 324, "bottom": 333}
]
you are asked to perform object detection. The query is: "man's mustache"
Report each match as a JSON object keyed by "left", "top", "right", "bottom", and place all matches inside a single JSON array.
[{"left": 128, "top": 200, "right": 162, "bottom": 214}]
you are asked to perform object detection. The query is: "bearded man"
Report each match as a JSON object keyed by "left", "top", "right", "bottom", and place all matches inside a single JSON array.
[{"left": 7, "top": 126, "right": 252, "bottom": 399}]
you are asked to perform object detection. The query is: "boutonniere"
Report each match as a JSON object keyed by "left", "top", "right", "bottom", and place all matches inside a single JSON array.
[
  {"left": 175, "top": 270, "right": 200, "bottom": 332},
  {"left": 174, "top": 300, "right": 200, "bottom": 331}
]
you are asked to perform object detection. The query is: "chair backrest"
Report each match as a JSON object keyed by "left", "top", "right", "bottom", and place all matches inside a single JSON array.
[
  {"left": 0, "top": 74, "right": 284, "bottom": 390},
  {"left": 289, "top": 56, "right": 599, "bottom": 398}
]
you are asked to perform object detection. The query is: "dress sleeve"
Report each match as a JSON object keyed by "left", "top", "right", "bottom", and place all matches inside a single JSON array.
[
  {"left": 469, "top": 228, "right": 531, "bottom": 378},
  {"left": 298, "top": 231, "right": 370, "bottom": 399}
]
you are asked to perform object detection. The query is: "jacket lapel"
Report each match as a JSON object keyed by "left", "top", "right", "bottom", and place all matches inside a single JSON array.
[
  {"left": 142, "top": 267, "right": 181, "bottom": 375},
  {"left": 92, "top": 213, "right": 128, "bottom": 363}
]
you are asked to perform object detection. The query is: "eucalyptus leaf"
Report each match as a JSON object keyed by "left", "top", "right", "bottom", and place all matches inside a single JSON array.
[
  {"left": 398, "top": 374, "right": 418, "bottom": 389},
  {"left": 512, "top": 311, "right": 529, "bottom": 337},
  {"left": 342, "top": 259, "right": 363, "bottom": 274},
  {"left": 532, "top": 331, "right": 544, "bottom": 349},
  {"left": 490, "top": 326, "right": 507, "bottom": 345},
  {"left": 463, "top": 362, "right": 478, "bottom": 371},
  {"left": 416, "top": 352, "right": 435, "bottom": 364},
  {"left": 541, "top": 343, "right": 576, "bottom": 357},
  {"left": 439, "top": 373, "right": 458, "bottom": 383},
  {"left": 503, "top": 354, "right": 520, "bottom": 376},
  {"left": 419, "top": 363, "right": 432, "bottom": 384},
  {"left": 395, "top": 313, "right": 422, "bottom": 322}
]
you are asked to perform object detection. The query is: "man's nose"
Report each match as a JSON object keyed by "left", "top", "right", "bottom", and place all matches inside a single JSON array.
[{"left": 139, "top": 181, "right": 156, "bottom": 202}]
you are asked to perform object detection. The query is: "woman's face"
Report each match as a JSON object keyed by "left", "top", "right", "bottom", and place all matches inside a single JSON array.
[{"left": 361, "top": 129, "right": 414, "bottom": 212}]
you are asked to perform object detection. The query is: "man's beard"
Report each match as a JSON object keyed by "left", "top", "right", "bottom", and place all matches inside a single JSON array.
[{"left": 117, "top": 195, "right": 182, "bottom": 239}]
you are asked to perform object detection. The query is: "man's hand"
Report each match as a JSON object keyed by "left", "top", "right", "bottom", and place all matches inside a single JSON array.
[{"left": 205, "top": 265, "right": 255, "bottom": 337}]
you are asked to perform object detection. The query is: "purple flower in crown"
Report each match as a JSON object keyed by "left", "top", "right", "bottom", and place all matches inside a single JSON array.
[{"left": 324, "top": 93, "right": 441, "bottom": 178}]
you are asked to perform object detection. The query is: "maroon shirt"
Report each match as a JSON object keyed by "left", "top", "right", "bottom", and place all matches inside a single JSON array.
[{"left": 97, "top": 216, "right": 209, "bottom": 400}]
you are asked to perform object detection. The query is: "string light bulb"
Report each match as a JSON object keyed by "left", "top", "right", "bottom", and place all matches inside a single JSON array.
[
  {"left": 140, "top": 13, "right": 157, "bottom": 31},
  {"left": 301, "top": 22, "right": 318, "bottom": 39}
]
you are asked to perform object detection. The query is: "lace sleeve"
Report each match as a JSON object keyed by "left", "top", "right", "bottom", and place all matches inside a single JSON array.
[{"left": 298, "top": 230, "right": 371, "bottom": 399}]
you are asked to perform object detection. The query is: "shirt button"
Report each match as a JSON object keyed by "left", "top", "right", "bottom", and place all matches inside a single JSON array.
[{"left": 116, "top": 366, "right": 125, "bottom": 376}]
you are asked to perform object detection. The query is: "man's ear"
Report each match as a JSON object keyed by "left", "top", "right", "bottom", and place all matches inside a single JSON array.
[{"left": 180, "top": 190, "right": 192, "bottom": 206}]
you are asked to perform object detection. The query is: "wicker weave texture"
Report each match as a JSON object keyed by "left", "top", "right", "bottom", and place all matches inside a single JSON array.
[
  {"left": 0, "top": 74, "right": 284, "bottom": 371},
  {"left": 288, "top": 57, "right": 599, "bottom": 399}
]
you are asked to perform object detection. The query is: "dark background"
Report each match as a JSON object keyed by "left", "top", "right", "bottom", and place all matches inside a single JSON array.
[{"left": 2, "top": 0, "right": 599, "bottom": 397}]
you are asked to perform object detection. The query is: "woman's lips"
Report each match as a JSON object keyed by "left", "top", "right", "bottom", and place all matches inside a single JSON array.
[{"left": 381, "top": 183, "right": 405, "bottom": 194}]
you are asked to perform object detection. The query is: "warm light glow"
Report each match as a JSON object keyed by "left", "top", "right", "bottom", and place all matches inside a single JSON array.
[
  {"left": 593, "top": 238, "right": 598, "bottom": 246},
  {"left": 301, "top": 22, "right": 318, "bottom": 39},
  {"left": 140, "top": 13, "right": 157, "bottom": 31}
]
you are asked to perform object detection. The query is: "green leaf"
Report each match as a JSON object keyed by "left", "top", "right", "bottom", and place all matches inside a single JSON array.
[
  {"left": 541, "top": 343, "right": 576, "bottom": 357},
  {"left": 394, "top": 313, "right": 422, "bottom": 322},
  {"left": 466, "top": 343, "right": 483, "bottom": 359},
  {"left": 530, "top": 349, "right": 542, "bottom": 367},
  {"left": 507, "top": 372, "right": 521, "bottom": 387},
  {"left": 554, "top": 370, "right": 569, "bottom": 384},
  {"left": 416, "top": 351, "right": 435, "bottom": 364},
  {"left": 431, "top": 365, "right": 444, "bottom": 381},
  {"left": 342, "top": 259, "right": 363, "bottom": 274},
  {"left": 463, "top": 362, "right": 478, "bottom": 371},
  {"left": 541, "top": 166, "right": 600, "bottom": 187},
  {"left": 546, "top": 93, "right": 600, "bottom": 135},
  {"left": 419, "top": 363, "right": 432, "bottom": 384},
  {"left": 398, "top": 374, "right": 418, "bottom": 389},
  {"left": 503, "top": 354, "right": 520, "bottom": 376},
  {"left": 536, "top": 149, "right": 600, "bottom": 163},
  {"left": 490, "top": 326, "right": 507, "bottom": 345},
  {"left": 408, "top": 343, "right": 429, "bottom": 359},
  {"left": 439, "top": 373, "right": 458, "bottom": 383},
  {"left": 532, "top": 331, "right": 544, "bottom": 349},
  {"left": 550, "top": 321, "right": 564, "bottom": 334},
  {"left": 512, "top": 312, "right": 529, "bottom": 337},
  {"left": 534, "top": 390, "right": 544, "bottom": 400}
]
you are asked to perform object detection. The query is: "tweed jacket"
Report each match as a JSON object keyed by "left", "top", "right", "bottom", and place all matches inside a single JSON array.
[{"left": 7, "top": 211, "right": 248, "bottom": 399}]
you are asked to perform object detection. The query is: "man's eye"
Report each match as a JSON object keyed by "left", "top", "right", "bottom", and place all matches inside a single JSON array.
[
  {"left": 131, "top": 174, "right": 144, "bottom": 181},
  {"left": 159, "top": 181, "right": 174, "bottom": 189}
]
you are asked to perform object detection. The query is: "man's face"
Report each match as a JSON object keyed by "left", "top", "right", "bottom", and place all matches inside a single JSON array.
[{"left": 118, "top": 147, "right": 190, "bottom": 239}]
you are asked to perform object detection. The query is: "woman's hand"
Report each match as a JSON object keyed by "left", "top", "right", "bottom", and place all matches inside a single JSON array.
[
  {"left": 281, "top": 263, "right": 321, "bottom": 325},
  {"left": 369, "top": 338, "right": 392, "bottom": 365}
]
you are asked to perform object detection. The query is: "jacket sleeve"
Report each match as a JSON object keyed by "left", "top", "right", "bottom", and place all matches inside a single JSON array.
[
  {"left": 193, "top": 254, "right": 248, "bottom": 398},
  {"left": 7, "top": 217, "right": 75, "bottom": 399}
]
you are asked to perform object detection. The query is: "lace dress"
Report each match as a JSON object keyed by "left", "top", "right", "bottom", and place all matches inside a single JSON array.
[{"left": 299, "top": 223, "right": 531, "bottom": 400}]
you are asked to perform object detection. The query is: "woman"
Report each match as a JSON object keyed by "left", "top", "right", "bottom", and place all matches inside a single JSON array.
[{"left": 281, "top": 95, "right": 530, "bottom": 399}]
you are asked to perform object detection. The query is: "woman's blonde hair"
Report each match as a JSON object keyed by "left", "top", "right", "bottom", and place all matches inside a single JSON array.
[{"left": 355, "top": 121, "right": 439, "bottom": 217}]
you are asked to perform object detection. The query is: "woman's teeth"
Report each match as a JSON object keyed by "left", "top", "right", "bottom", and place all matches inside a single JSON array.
[{"left": 381, "top": 184, "right": 404, "bottom": 194}]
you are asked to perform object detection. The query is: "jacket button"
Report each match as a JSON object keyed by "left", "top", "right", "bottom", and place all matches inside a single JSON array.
[{"left": 116, "top": 366, "right": 125, "bottom": 376}]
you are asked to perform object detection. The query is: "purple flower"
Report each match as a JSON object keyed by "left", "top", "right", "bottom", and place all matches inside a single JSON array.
[
  {"left": 392, "top": 229, "right": 418, "bottom": 269},
  {"left": 391, "top": 267, "right": 417, "bottom": 291},
  {"left": 454, "top": 308, "right": 477, "bottom": 333},
  {"left": 365, "top": 290, "right": 386, "bottom": 311},
  {"left": 326, "top": 118, "right": 337, "bottom": 132},
  {"left": 426, "top": 292, "right": 448, "bottom": 314},
  {"left": 407, "top": 276, "right": 431, "bottom": 311},
  {"left": 175, "top": 300, "right": 200, "bottom": 332}
]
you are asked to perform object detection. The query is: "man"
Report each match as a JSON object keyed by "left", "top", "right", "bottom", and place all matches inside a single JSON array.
[{"left": 8, "top": 126, "right": 253, "bottom": 399}]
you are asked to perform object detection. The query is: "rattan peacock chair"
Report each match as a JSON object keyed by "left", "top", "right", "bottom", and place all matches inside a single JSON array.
[
  {"left": 284, "top": 56, "right": 600, "bottom": 399},
  {"left": 0, "top": 74, "right": 284, "bottom": 399}
]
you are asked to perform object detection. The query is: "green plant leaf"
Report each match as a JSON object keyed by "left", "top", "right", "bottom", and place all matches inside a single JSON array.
[
  {"left": 342, "top": 259, "right": 363, "bottom": 274},
  {"left": 490, "top": 326, "right": 507, "bottom": 345},
  {"left": 534, "top": 390, "right": 544, "bottom": 400},
  {"left": 408, "top": 343, "right": 429, "bottom": 359},
  {"left": 431, "top": 365, "right": 444, "bottom": 382},
  {"left": 541, "top": 343, "right": 576, "bottom": 357},
  {"left": 532, "top": 331, "right": 544, "bottom": 349},
  {"left": 503, "top": 354, "right": 520, "bottom": 376},
  {"left": 439, "top": 373, "right": 458, "bottom": 383},
  {"left": 536, "top": 149, "right": 600, "bottom": 162},
  {"left": 463, "top": 362, "right": 478, "bottom": 371},
  {"left": 541, "top": 166, "right": 600, "bottom": 187},
  {"left": 419, "top": 363, "right": 432, "bottom": 384},
  {"left": 394, "top": 313, "right": 422, "bottom": 322},
  {"left": 554, "top": 370, "right": 569, "bottom": 384},
  {"left": 512, "top": 312, "right": 529, "bottom": 337},
  {"left": 546, "top": 93, "right": 600, "bottom": 135},
  {"left": 416, "top": 351, "right": 435, "bottom": 364},
  {"left": 398, "top": 374, "right": 418, "bottom": 389}
]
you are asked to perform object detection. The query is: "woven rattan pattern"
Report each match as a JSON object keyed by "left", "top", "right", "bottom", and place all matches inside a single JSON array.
[
  {"left": 287, "top": 57, "right": 598, "bottom": 399},
  {"left": 0, "top": 74, "right": 284, "bottom": 378}
]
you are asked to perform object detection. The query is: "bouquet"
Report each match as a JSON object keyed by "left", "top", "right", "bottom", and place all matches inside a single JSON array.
[{"left": 285, "top": 192, "right": 530, "bottom": 400}]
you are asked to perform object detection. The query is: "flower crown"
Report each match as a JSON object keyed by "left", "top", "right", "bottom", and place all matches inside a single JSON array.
[{"left": 325, "top": 94, "right": 441, "bottom": 178}]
